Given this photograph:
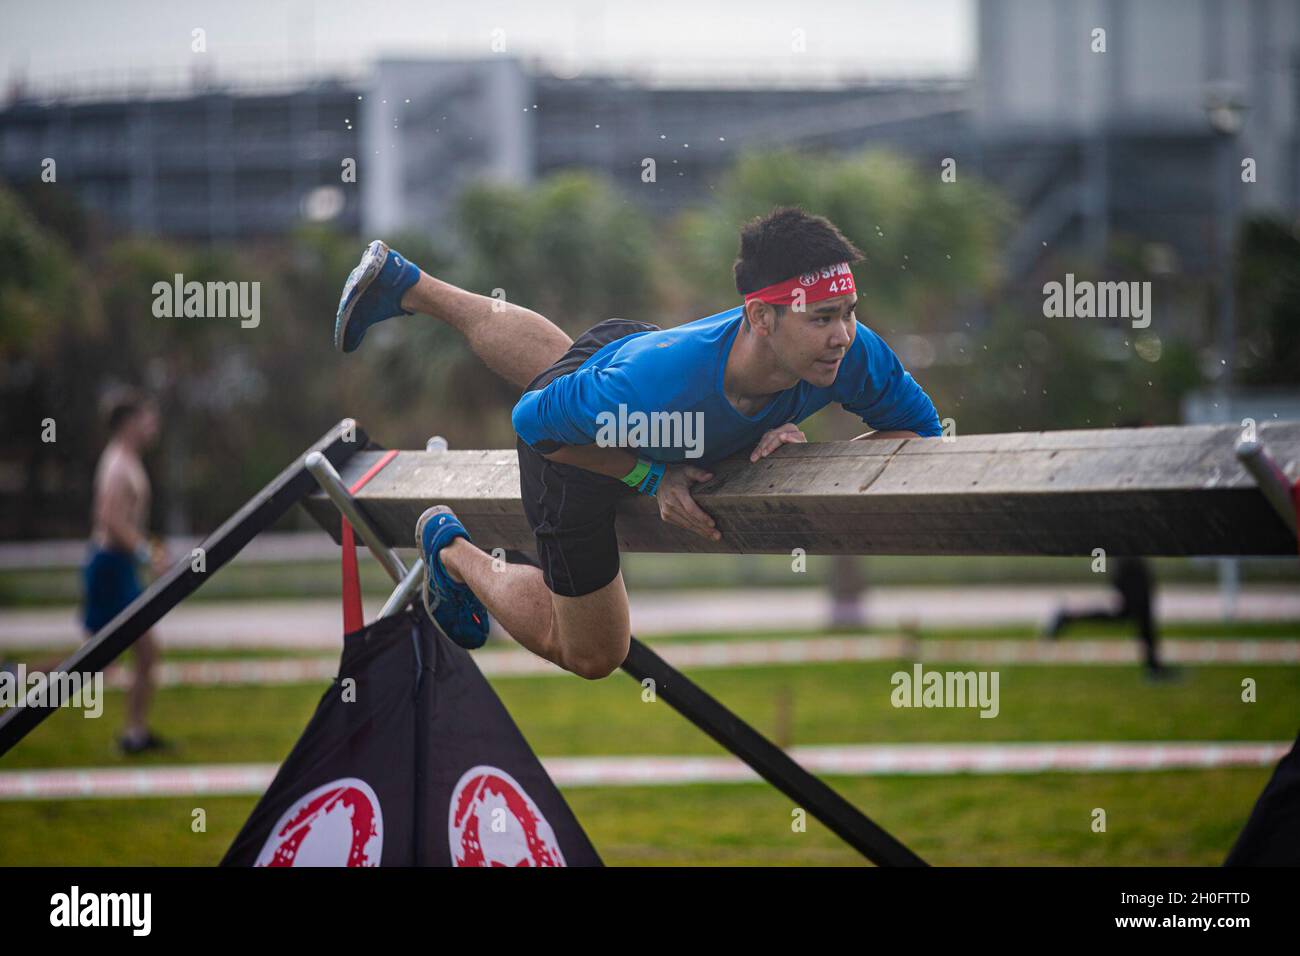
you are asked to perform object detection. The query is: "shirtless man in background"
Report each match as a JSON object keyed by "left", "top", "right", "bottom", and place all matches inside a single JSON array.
[{"left": 83, "top": 389, "right": 169, "bottom": 754}]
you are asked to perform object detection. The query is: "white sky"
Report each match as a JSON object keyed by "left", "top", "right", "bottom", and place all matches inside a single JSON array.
[{"left": 1, "top": 0, "right": 974, "bottom": 92}]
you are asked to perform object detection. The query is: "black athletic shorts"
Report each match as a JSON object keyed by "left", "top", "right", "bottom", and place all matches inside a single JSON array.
[{"left": 516, "top": 317, "right": 661, "bottom": 598}]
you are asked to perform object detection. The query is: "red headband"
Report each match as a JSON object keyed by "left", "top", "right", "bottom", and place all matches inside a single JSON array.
[{"left": 743, "top": 262, "right": 856, "bottom": 306}]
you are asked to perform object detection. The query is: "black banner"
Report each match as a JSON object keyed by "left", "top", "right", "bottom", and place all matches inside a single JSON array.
[{"left": 222, "top": 609, "right": 600, "bottom": 867}]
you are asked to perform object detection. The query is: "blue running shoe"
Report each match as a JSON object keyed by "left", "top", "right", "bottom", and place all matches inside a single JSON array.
[
  {"left": 334, "top": 239, "right": 421, "bottom": 353},
  {"left": 415, "top": 506, "right": 491, "bottom": 649}
]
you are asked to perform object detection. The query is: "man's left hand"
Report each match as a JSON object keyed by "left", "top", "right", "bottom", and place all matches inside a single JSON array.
[{"left": 750, "top": 423, "right": 807, "bottom": 462}]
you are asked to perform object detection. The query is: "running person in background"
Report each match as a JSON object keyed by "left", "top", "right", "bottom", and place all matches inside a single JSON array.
[
  {"left": 1044, "top": 556, "right": 1171, "bottom": 679},
  {"left": 334, "top": 207, "right": 941, "bottom": 680},
  {"left": 1043, "top": 419, "right": 1172, "bottom": 680},
  {"left": 84, "top": 389, "right": 170, "bottom": 754}
]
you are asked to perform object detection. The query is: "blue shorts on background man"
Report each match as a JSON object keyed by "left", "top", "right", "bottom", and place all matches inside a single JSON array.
[{"left": 82, "top": 547, "right": 142, "bottom": 634}]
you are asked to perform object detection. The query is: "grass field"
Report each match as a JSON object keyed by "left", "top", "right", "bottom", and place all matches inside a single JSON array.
[
  {"left": 0, "top": 770, "right": 1268, "bottom": 866},
  {"left": 2, "top": 620, "right": 1296, "bottom": 866}
]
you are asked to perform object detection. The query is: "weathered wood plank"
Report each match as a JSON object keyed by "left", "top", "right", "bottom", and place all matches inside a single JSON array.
[{"left": 301, "top": 423, "right": 1300, "bottom": 556}]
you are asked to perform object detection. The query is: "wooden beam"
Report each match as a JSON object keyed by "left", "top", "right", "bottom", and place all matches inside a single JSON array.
[{"left": 301, "top": 423, "right": 1300, "bottom": 557}]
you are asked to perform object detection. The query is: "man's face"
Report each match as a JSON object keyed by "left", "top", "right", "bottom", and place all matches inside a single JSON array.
[
  {"left": 769, "top": 293, "right": 858, "bottom": 387},
  {"left": 131, "top": 405, "right": 161, "bottom": 448}
]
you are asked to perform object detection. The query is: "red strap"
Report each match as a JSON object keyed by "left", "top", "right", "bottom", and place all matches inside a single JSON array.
[
  {"left": 340, "top": 523, "right": 364, "bottom": 634},
  {"left": 340, "top": 449, "right": 400, "bottom": 634}
]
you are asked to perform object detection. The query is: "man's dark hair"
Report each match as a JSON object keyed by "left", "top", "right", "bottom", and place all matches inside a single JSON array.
[
  {"left": 733, "top": 207, "right": 865, "bottom": 316},
  {"left": 101, "top": 387, "right": 154, "bottom": 434}
]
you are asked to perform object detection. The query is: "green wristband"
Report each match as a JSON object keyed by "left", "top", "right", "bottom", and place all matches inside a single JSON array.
[{"left": 620, "top": 458, "right": 650, "bottom": 489}]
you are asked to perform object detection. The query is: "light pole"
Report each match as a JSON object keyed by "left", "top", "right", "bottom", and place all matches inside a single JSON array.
[
  {"left": 1203, "top": 86, "right": 1247, "bottom": 621},
  {"left": 1203, "top": 87, "right": 1247, "bottom": 396}
]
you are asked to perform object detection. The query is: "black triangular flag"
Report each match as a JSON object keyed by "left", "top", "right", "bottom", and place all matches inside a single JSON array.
[{"left": 222, "top": 609, "right": 601, "bottom": 867}]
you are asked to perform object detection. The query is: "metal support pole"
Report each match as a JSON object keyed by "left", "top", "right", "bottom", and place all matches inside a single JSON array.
[
  {"left": 304, "top": 451, "right": 407, "bottom": 584},
  {"left": 380, "top": 562, "right": 425, "bottom": 619},
  {"left": 621, "top": 639, "right": 926, "bottom": 866},
  {"left": 1, "top": 422, "right": 364, "bottom": 757},
  {"left": 1236, "top": 439, "right": 1298, "bottom": 536}
]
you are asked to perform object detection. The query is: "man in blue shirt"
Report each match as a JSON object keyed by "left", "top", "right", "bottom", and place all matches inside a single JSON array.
[{"left": 334, "top": 206, "right": 940, "bottom": 679}]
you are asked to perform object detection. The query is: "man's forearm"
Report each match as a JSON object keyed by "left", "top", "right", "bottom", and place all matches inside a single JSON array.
[{"left": 543, "top": 443, "right": 640, "bottom": 480}]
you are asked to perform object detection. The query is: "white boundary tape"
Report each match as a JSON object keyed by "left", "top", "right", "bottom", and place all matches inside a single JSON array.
[
  {"left": 90, "top": 637, "right": 1300, "bottom": 688},
  {"left": 0, "top": 742, "right": 1288, "bottom": 800},
  {"left": 0, "top": 763, "right": 276, "bottom": 800}
]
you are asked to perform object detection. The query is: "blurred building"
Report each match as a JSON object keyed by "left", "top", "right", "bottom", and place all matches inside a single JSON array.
[
  {"left": 976, "top": 0, "right": 1300, "bottom": 278},
  {"left": 364, "top": 58, "right": 967, "bottom": 232},
  {"left": 0, "top": 57, "right": 960, "bottom": 239},
  {"left": 0, "top": 0, "right": 1295, "bottom": 278},
  {"left": 0, "top": 75, "right": 363, "bottom": 238}
]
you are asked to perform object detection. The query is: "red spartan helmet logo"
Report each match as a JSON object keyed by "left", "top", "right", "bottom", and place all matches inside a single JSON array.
[
  {"left": 448, "top": 766, "right": 567, "bottom": 867},
  {"left": 799, "top": 272, "right": 819, "bottom": 286},
  {"left": 254, "top": 777, "right": 383, "bottom": 867}
]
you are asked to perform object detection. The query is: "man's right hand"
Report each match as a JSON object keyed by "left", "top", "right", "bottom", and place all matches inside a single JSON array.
[{"left": 654, "top": 463, "right": 720, "bottom": 542}]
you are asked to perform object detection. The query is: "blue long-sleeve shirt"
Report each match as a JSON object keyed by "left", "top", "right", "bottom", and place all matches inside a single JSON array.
[{"left": 512, "top": 305, "right": 940, "bottom": 467}]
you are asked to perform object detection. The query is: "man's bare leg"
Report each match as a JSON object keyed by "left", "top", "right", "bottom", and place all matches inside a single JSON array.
[
  {"left": 399, "top": 274, "right": 573, "bottom": 390},
  {"left": 399, "top": 273, "right": 630, "bottom": 678},
  {"left": 438, "top": 536, "right": 631, "bottom": 681},
  {"left": 125, "top": 631, "right": 158, "bottom": 738}
]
